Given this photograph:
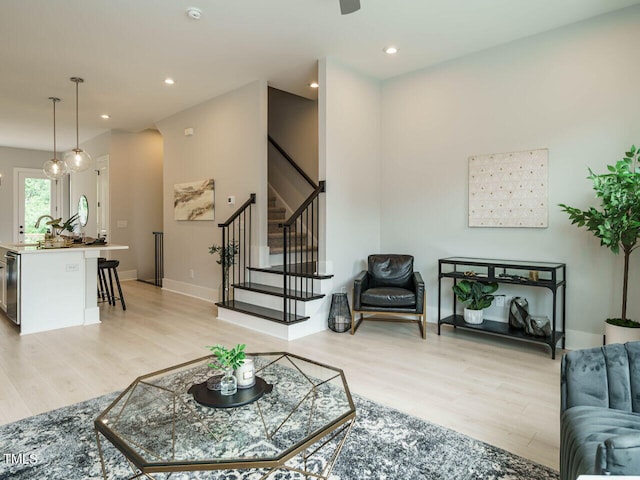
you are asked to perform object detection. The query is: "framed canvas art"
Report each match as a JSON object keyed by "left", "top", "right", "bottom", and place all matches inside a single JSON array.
[
  {"left": 468, "top": 149, "right": 548, "bottom": 228},
  {"left": 174, "top": 179, "right": 215, "bottom": 221}
]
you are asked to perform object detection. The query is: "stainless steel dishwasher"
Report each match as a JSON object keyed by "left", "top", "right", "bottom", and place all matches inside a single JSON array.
[{"left": 5, "top": 251, "right": 20, "bottom": 325}]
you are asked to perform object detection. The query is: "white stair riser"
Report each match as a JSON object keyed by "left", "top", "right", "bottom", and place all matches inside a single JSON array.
[
  {"left": 233, "top": 288, "right": 324, "bottom": 316},
  {"left": 247, "top": 270, "right": 332, "bottom": 293},
  {"left": 217, "top": 306, "right": 329, "bottom": 341}
]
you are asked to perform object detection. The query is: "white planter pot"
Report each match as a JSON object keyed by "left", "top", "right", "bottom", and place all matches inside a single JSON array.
[
  {"left": 463, "top": 308, "right": 484, "bottom": 325},
  {"left": 605, "top": 321, "right": 640, "bottom": 345}
]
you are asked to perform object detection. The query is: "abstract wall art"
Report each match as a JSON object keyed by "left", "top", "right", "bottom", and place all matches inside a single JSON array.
[
  {"left": 174, "top": 179, "right": 215, "bottom": 221},
  {"left": 468, "top": 149, "right": 548, "bottom": 228}
]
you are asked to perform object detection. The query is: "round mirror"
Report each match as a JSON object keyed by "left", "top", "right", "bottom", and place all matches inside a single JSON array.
[{"left": 78, "top": 195, "right": 89, "bottom": 227}]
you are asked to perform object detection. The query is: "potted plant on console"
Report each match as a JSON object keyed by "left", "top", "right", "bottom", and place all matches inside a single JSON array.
[
  {"left": 560, "top": 145, "right": 640, "bottom": 344},
  {"left": 452, "top": 279, "right": 499, "bottom": 325}
]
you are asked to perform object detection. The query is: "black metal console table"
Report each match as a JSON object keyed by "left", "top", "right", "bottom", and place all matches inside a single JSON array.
[{"left": 437, "top": 257, "right": 566, "bottom": 359}]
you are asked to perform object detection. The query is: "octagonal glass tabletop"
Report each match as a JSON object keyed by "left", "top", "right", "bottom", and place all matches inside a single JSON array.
[{"left": 95, "top": 352, "right": 355, "bottom": 471}]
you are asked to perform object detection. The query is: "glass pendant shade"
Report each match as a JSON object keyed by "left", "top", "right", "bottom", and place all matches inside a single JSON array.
[
  {"left": 43, "top": 158, "right": 68, "bottom": 180},
  {"left": 63, "top": 148, "right": 91, "bottom": 172}
]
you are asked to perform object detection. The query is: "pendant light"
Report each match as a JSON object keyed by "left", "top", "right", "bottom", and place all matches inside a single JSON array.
[
  {"left": 63, "top": 77, "right": 91, "bottom": 172},
  {"left": 43, "top": 97, "right": 68, "bottom": 180}
]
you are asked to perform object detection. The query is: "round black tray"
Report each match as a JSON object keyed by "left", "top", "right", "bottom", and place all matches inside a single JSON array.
[{"left": 187, "top": 376, "right": 272, "bottom": 408}]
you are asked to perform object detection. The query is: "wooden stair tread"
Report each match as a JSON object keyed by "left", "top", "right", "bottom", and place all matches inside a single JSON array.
[
  {"left": 215, "top": 300, "right": 309, "bottom": 324},
  {"left": 233, "top": 282, "right": 324, "bottom": 301},
  {"left": 248, "top": 262, "right": 333, "bottom": 280}
]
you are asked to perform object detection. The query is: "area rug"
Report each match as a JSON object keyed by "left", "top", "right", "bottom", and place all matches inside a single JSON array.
[{"left": 0, "top": 392, "right": 558, "bottom": 480}]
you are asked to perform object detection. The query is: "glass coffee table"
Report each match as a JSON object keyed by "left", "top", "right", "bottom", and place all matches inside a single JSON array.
[{"left": 94, "top": 352, "right": 356, "bottom": 479}]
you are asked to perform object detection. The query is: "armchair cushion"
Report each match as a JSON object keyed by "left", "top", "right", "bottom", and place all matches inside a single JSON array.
[
  {"left": 368, "top": 254, "right": 414, "bottom": 289},
  {"left": 361, "top": 287, "right": 416, "bottom": 308}
]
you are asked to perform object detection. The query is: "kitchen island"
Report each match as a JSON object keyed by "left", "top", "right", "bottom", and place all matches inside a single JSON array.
[{"left": 0, "top": 243, "right": 128, "bottom": 335}]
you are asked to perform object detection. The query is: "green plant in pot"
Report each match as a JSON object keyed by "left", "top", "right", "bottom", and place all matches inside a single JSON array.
[
  {"left": 206, "top": 343, "right": 246, "bottom": 396},
  {"left": 452, "top": 279, "right": 499, "bottom": 325},
  {"left": 559, "top": 145, "right": 640, "bottom": 343},
  {"left": 208, "top": 241, "right": 239, "bottom": 298}
]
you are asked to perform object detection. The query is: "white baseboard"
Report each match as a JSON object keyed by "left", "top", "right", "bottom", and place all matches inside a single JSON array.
[
  {"left": 162, "top": 278, "right": 216, "bottom": 304},
  {"left": 564, "top": 329, "right": 603, "bottom": 350},
  {"left": 119, "top": 269, "right": 138, "bottom": 281}
]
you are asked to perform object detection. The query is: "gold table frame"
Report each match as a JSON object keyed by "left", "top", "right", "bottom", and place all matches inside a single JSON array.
[{"left": 94, "top": 352, "right": 356, "bottom": 479}]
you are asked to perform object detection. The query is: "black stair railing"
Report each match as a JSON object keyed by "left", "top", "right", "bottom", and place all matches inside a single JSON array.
[
  {"left": 280, "top": 181, "right": 326, "bottom": 322},
  {"left": 153, "top": 231, "right": 163, "bottom": 287},
  {"left": 218, "top": 194, "right": 256, "bottom": 304},
  {"left": 268, "top": 135, "right": 317, "bottom": 189}
]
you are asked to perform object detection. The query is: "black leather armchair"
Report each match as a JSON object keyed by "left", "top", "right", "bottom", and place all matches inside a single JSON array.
[{"left": 352, "top": 254, "right": 426, "bottom": 338}]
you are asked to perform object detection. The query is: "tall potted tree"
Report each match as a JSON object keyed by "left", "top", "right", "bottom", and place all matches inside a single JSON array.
[{"left": 560, "top": 145, "right": 640, "bottom": 343}]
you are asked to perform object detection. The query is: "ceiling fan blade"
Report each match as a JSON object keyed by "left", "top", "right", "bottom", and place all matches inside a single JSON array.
[{"left": 340, "top": 0, "right": 360, "bottom": 15}]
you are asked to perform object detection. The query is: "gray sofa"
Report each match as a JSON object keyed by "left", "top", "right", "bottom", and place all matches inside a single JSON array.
[{"left": 560, "top": 341, "right": 640, "bottom": 480}]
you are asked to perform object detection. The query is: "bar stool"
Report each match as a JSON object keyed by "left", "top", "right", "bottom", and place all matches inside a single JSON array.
[{"left": 98, "top": 258, "right": 126, "bottom": 310}]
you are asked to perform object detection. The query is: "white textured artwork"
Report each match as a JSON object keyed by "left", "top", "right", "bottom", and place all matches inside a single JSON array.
[
  {"left": 468, "top": 149, "right": 548, "bottom": 228},
  {"left": 174, "top": 179, "right": 215, "bottom": 221}
]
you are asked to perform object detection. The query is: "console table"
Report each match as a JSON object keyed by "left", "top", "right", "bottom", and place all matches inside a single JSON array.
[{"left": 437, "top": 257, "right": 566, "bottom": 359}]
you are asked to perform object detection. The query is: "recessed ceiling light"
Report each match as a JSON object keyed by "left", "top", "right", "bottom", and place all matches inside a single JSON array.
[
  {"left": 186, "top": 7, "right": 202, "bottom": 20},
  {"left": 383, "top": 46, "right": 398, "bottom": 55},
  {"left": 164, "top": 78, "right": 175, "bottom": 85},
  {"left": 309, "top": 82, "right": 319, "bottom": 89},
  {"left": 100, "top": 114, "right": 110, "bottom": 119}
]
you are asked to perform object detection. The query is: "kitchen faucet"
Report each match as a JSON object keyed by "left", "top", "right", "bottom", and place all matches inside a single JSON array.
[{"left": 34, "top": 215, "right": 55, "bottom": 228}]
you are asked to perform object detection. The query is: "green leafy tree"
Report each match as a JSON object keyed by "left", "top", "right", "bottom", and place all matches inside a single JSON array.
[
  {"left": 25, "top": 178, "right": 51, "bottom": 237},
  {"left": 559, "top": 145, "right": 640, "bottom": 323}
]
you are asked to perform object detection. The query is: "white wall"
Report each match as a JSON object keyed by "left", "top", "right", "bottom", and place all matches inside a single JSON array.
[
  {"left": 156, "top": 81, "right": 268, "bottom": 301},
  {"left": 268, "top": 87, "right": 319, "bottom": 214},
  {"left": 70, "top": 130, "right": 163, "bottom": 280},
  {"left": 268, "top": 87, "right": 318, "bottom": 183},
  {"left": 380, "top": 6, "right": 640, "bottom": 348},
  {"left": 109, "top": 130, "right": 163, "bottom": 280},
  {"left": 70, "top": 131, "right": 111, "bottom": 239},
  {"left": 320, "top": 58, "right": 381, "bottom": 289}
]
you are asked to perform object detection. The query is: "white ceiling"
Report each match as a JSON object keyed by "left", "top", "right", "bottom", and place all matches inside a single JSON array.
[{"left": 2, "top": 0, "right": 639, "bottom": 152}]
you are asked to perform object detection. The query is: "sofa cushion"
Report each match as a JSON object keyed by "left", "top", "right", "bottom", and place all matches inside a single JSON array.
[
  {"left": 561, "top": 405, "right": 640, "bottom": 479},
  {"left": 361, "top": 287, "right": 416, "bottom": 308}
]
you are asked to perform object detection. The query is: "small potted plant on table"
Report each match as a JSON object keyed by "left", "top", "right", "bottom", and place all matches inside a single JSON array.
[
  {"left": 207, "top": 343, "right": 246, "bottom": 396},
  {"left": 452, "top": 279, "right": 499, "bottom": 325}
]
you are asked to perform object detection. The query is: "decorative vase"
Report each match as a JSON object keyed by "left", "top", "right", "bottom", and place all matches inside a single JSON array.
[
  {"left": 218, "top": 284, "right": 234, "bottom": 303},
  {"left": 220, "top": 368, "right": 237, "bottom": 396},
  {"left": 463, "top": 308, "right": 484, "bottom": 325},
  {"left": 604, "top": 321, "right": 640, "bottom": 345},
  {"left": 235, "top": 358, "right": 255, "bottom": 389},
  {"left": 206, "top": 372, "right": 224, "bottom": 391}
]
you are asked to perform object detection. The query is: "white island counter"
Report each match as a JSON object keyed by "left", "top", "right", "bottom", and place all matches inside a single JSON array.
[{"left": 0, "top": 243, "right": 128, "bottom": 335}]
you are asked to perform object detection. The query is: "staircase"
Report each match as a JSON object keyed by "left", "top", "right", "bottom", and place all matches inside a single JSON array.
[{"left": 216, "top": 138, "right": 331, "bottom": 340}]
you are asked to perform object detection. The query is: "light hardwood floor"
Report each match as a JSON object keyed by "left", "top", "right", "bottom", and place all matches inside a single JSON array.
[{"left": 0, "top": 281, "right": 563, "bottom": 470}]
